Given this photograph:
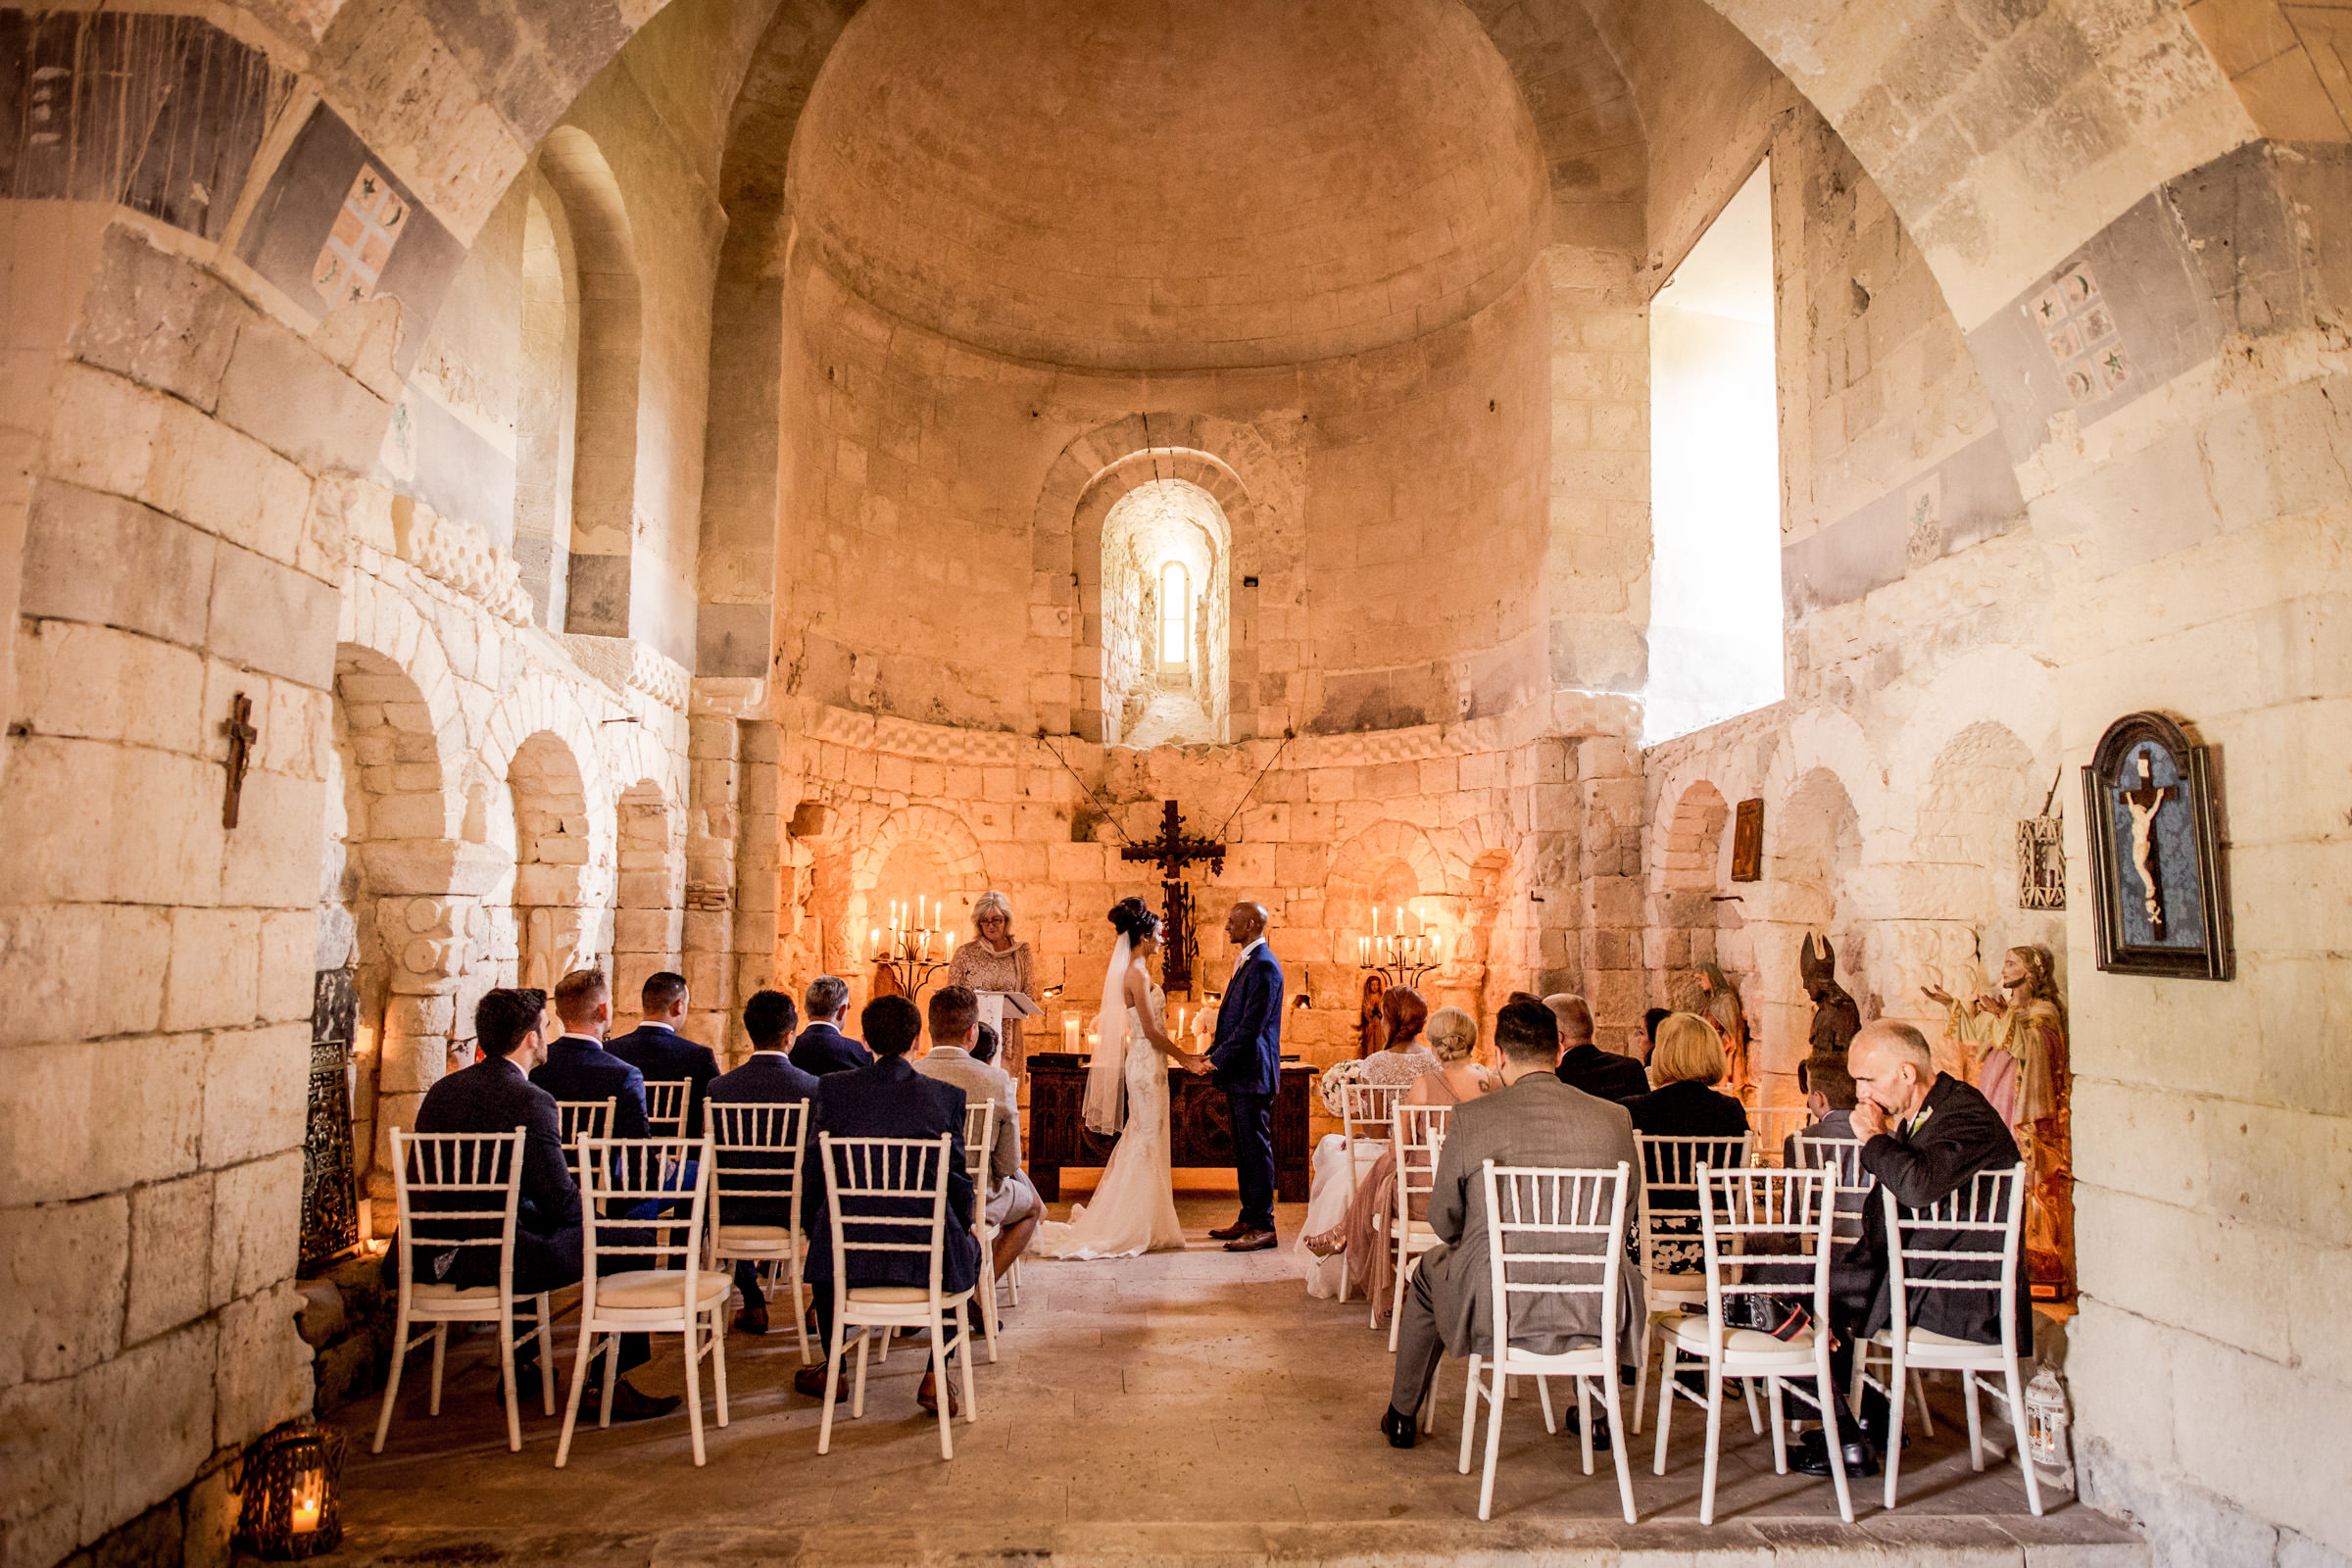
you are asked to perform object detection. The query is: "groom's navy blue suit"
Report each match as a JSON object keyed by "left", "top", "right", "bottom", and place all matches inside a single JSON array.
[{"left": 1209, "top": 940, "right": 1285, "bottom": 1233}]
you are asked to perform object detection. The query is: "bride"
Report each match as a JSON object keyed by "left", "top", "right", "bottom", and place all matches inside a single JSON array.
[{"left": 1030, "top": 899, "right": 1209, "bottom": 1259}]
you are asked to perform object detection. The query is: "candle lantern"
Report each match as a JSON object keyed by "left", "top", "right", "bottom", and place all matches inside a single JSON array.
[{"left": 234, "top": 1421, "right": 345, "bottom": 1559}]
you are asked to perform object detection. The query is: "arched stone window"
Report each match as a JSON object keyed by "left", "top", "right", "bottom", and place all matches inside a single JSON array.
[{"left": 1101, "top": 477, "right": 1226, "bottom": 747}]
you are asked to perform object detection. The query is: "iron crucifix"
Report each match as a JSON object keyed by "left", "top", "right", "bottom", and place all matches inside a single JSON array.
[
  {"left": 221, "top": 692, "right": 259, "bottom": 829},
  {"left": 1120, "top": 800, "right": 1225, "bottom": 995}
]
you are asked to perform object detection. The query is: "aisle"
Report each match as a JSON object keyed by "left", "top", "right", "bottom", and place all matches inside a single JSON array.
[{"left": 329, "top": 1197, "right": 2133, "bottom": 1564}]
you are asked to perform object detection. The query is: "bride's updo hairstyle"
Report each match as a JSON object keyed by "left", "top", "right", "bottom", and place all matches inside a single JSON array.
[{"left": 1107, "top": 897, "right": 1162, "bottom": 943}]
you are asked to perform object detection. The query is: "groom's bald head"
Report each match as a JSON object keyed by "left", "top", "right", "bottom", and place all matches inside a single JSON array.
[{"left": 1225, "top": 901, "right": 1268, "bottom": 943}]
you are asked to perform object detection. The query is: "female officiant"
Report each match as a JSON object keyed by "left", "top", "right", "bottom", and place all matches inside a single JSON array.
[{"left": 947, "top": 889, "right": 1037, "bottom": 1078}]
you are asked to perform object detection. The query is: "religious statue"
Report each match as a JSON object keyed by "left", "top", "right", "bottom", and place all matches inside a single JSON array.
[
  {"left": 2120, "top": 751, "right": 2178, "bottom": 935},
  {"left": 1800, "top": 933, "right": 1861, "bottom": 1060},
  {"left": 1354, "top": 972, "right": 1388, "bottom": 1058},
  {"left": 1921, "top": 957, "right": 1996, "bottom": 1083},
  {"left": 1693, "top": 962, "right": 1752, "bottom": 1103},
  {"left": 1967, "top": 945, "right": 2074, "bottom": 1296}
]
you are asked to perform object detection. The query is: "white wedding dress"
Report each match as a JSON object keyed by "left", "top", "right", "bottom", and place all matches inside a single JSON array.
[{"left": 1030, "top": 983, "right": 1185, "bottom": 1259}]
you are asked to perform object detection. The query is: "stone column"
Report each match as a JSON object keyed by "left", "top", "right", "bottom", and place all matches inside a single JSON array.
[{"left": 682, "top": 713, "right": 740, "bottom": 1054}]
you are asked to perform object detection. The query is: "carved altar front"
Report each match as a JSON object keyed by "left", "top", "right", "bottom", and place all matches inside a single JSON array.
[{"left": 1025, "top": 1054, "right": 1312, "bottom": 1203}]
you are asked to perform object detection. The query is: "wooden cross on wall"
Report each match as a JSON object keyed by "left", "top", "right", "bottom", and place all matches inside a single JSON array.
[
  {"left": 221, "top": 692, "right": 259, "bottom": 830},
  {"left": 1121, "top": 800, "right": 1225, "bottom": 995}
]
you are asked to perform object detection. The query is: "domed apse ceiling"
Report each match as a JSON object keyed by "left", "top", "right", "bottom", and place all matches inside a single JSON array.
[{"left": 786, "top": 0, "right": 1551, "bottom": 371}]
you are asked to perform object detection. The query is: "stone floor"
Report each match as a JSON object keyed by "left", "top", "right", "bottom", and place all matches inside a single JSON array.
[{"left": 328, "top": 1198, "right": 2140, "bottom": 1565}]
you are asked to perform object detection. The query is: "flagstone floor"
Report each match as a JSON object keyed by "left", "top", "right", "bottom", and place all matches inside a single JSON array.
[{"left": 325, "top": 1198, "right": 2140, "bottom": 1565}]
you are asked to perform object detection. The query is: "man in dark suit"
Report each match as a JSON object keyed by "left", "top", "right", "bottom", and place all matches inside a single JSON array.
[
  {"left": 790, "top": 974, "right": 875, "bottom": 1076},
  {"left": 605, "top": 971, "right": 721, "bottom": 1136},
  {"left": 793, "top": 994, "right": 981, "bottom": 1415},
  {"left": 412, "top": 988, "right": 676, "bottom": 1420},
  {"left": 1792, "top": 1020, "right": 2024, "bottom": 1479},
  {"left": 706, "top": 989, "right": 820, "bottom": 1335},
  {"left": 1206, "top": 901, "right": 1285, "bottom": 1252},
  {"left": 1548, "top": 992, "right": 1649, "bottom": 1103},
  {"left": 527, "top": 969, "right": 651, "bottom": 1140},
  {"left": 1380, "top": 997, "right": 1641, "bottom": 1449}
]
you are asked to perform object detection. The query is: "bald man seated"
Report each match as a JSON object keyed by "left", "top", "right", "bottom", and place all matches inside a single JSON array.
[{"left": 1791, "top": 1019, "right": 2024, "bottom": 1479}]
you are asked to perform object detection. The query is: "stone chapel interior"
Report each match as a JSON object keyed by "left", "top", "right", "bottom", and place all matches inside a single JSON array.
[{"left": 2, "top": 0, "right": 2345, "bottom": 1563}]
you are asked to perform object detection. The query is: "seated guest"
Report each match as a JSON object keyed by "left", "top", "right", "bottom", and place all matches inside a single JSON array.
[
  {"left": 914, "top": 985, "right": 1044, "bottom": 1278},
  {"left": 415, "top": 988, "right": 674, "bottom": 1419},
  {"left": 1405, "top": 1005, "right": 1495, "bottom": 1107},
  {"left": 790, "top": 975, "right": 874, "bottom": 1076},
  {"left": 529, "top": 969, "right": 651, "bottom": 1141},
  {"left": 1298, "top": 987, "right": 1441, "bottom": 1298},
  {"left": 795, "top": 995, "right": 982, "bottom": 1415},
  {"left": 605, "top": 971, "right": 720, "bottom": 1136},
  {"left": 1550, "top": 993, "right": 1649, "bottom": 1103},
  {"left": 1626, "top": 1012, "right": 1750, "bottom": 1137},
  {"left": 1308, "top": 1006, "right": 1495, "bottom": 1309},
  {"left": 707, "top": 989, "right": 821, "bottom": 1335},
  {"left": 1792, "top": 1021, "right": 2025, "bottom": 1479},
  {"left": 1378, "top": 998, "right": 1640, "bottom": 1449},
  {"left": 1642, "top": 1006, "right": 1671, "bottom": 1061},
  {"left": 1784, "top": 1051, "right": 1859, "bottom": 1167},
  {"left": 970, "top": 1021, "right": 1002, "bottom": 1065}
]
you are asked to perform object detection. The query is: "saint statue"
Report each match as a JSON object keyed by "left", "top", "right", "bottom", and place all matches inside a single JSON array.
[
  {"left": 1354, "top": 972, "right": 1388, "bottom": 1058},
  {"left": 1694, "top": 962, "right": 1753, "bottom": 1103},
  {"left": 1954, "top": 945, "right": 2073, "bottom": 1296},
  {"left": 1800, "top": 934, "right": 1862, "bottom": 1060},
  {"left": 1921, "top": 957, "right": 1996, "bottom": 1085}
]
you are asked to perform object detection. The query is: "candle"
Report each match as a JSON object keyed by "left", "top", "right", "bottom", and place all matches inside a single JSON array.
[
  {"left": 1372, "top": 907, "right": 1380, "bottom": 936},
  {"left": 1086, "top": 1028, "right": 1101, "bottom": 1056},
  {"left": 290, "top": 1469, "right": 325, "bottom": 1535},
  {"left": 870, "top": 926, "right": 881, "bottom": 956},
  {"left": 1064, "top": 1015, "right": 1081, "bottom": 1053}
]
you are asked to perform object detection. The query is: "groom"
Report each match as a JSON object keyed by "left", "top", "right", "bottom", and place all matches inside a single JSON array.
[{"left": 1207, "top": 901, "right": 1285, "bottom": 1252}]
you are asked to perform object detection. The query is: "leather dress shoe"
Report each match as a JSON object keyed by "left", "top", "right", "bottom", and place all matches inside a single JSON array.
[
  {"left": 1224, "top": 1228, "right": 1278, "bottom": 1252},
  {"left": 1566, "top": 1409, "right": 1611, "bottom": 1451},
  {"left": 593, "top": 1380, "right": 681, "bottom": 1422},
  {"left": 1791, "top": 1431, "right": 1880, "bottom": 1478},
  {"left": 1206, "top": 1219, "right": 1251, "bottom": 1241},
  {"left": 1380, "top": 1406, "right": 1418, "bottom": 1449},
  {"left": 733, "top": 1305, "right": 769, "bottom": 1336},
  {"left": 794, "top": 1365, "right": 851, "bottom": 1402},
  {"left": 915, "top": 1371, "right": 963, "bottom": 1418}
]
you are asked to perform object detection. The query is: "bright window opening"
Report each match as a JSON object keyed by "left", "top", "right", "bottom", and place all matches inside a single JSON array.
[
  {"left": 1645, "top": 161, "right": 1784, "bottom": 745},
  {"left": 1159, "top": 560, "right": 1190, "bottom": 668}
]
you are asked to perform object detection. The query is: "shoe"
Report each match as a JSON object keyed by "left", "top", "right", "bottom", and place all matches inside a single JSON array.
[
  {"left": 1566, "top": 1409, "right": 1612, "bottom": 1451},
  {"left": 1790, "top": 1432, "right": 1880, "bottom": 1478},
  {"left": 600, "top": 1380, "right": 682, "bottom": 1422},
  {"left": 793, "top": 1365, "right": 851, "bottom": 1402},
  {"left": 1224, "top": 1228, "right": 1278, "bottom": 1252},
  {"left": 915, "top": 1371, "right": 964, "bottom": 1418},
  {"left": 1207, "top": 1219, "right": 1251, "bottom": 1241},
  {"left": 734, "top": 1306, "right": 769, "bottom": 1336},
  {"left": 1380, "top": 1406, "right": 1418, "bottom": 1449}
]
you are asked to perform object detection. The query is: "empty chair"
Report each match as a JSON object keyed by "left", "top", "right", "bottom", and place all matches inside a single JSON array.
[
  {"left": 642, "top": 1079, "right": 692, "bottom": 1139},
  {"left": 1457, "top": 1159, "right": 1637, "bottom": 1521},
  {"left": 1876, "top": 1162, "right": 2040, "bottom": 1515},
  {"left": 812, "top": 1131, "right": 980, "bottom": 1459},
  {"left": 373, "top": 1129, "right": 555, "bottom": 1453},
  {"left": 1382, "top": 1102, "right": 1451, "bottom": 1346},
  {"left": 1629, "top": 1132, "right": 1752, "bottom": 1433},
  {"left": 707, "top": 1101, "right": 812, "bottom": 1363},
  {"left": 961, "top": 1098, "right": 1004, "bottom": 1362},
  {"left": 1650, "top": 1164, "right": 1853, "bottom": 1526},
  {"left": 555, "top": 1098, "right": 614, "bottom": 1186},
  {"left": 556, "top": 1136, "right": 729, "bottom": 1467}
]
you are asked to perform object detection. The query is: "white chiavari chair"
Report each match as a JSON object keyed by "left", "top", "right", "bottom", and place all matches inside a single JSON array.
[
  {"left": 962, "top": 1098, "right": 1004, "bottom": 1363},
  {"left": 555, "top": 1099, "right": 613, "bottom": 1187},
  {"left": 556, "top": 1135, "right": 728, "bottom": 1467},
  {"left": 812, "top": 1132, "right": 980, "bottom": 1460},
  {"left": 1630, "top": 1132, "right": 1754, "bottom": 1434},
  {"left": 1337, "top": 1081, "right": 1407, "bottom": 1304},
  {"left": 1457, "top": 1160, "right": 1638, "bottom": 1521},
  {"left": 1651, "top": 1164, "right": 1854, "bottom": 1526},
  {"left": 642, "top": 1079, "right": 692, "bottom": 1139},
  {"left": 707, "top": 1101, "right": 812, "bottom": 1363},
  {"left": 1875, "top": 1163, "right": 2039, "bottom": 1515},
  {"left": 1793, "top": 1132, "right": 1936, "bottom": 1440},
  {"left": 373, "top": 1129, "right": 554, "bottom": 1453},
  {"left": 1381, "top": 1102, "right": 1451, "bottom": 1346}
]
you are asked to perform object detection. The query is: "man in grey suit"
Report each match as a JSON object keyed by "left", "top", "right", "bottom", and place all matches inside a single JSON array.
[{"left": 1380, "top": 997, "right": 1641, "bottom": 1449}]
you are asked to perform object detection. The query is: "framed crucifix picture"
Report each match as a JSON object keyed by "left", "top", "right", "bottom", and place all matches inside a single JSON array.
[{"left": 2081, "top": 711, "right": 2231, "bottom": 979}]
